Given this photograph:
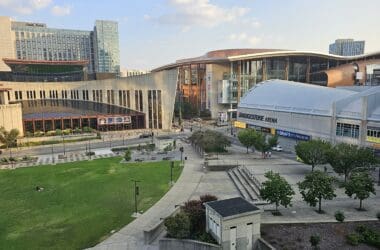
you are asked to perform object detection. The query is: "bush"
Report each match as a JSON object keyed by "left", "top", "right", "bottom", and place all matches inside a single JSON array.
[
  {"left": 85, "top": 151, "right": 95, "bottom": 156},
  {"left": 335, "top": 210, "right": 345, "bottom": 222},
  {"left": 377, "top": 211, "right": 380, "bottom": 220},
  {"left": 9, "top": 157, "right": 16, "bottom": 162},
  {"left": 34, "top": 130, "right": 44, "bottom": 137},
  {"left": 63, "top": 129, "right": 71, "bottom": 135},
  {"left": 310, "top": 235, "right": 320, "bottom": 248},
  {"left": 55, "top": 129, "right": 62, "bottom": 136},
  {"left": 124, "top": 149, "right": 131, "bottom": 162},
  {"left": 73, "top": 127, "right": 81, "bottom": 134},
  {"left": 346, "top": 233, "right": 360, "bottom": 246},
  {"left": 82, "top": 127, "right": 93, "bottom": 133},
  {"left": 164, "top": 212, "right": 191, "bottom": 239},
  {"left": 354, "top": 225, "right": 380, "bottom": 248},
  {"left": 164, "top": 144, "right": 173, "bottom": 152},
  {"left": 46, "top": 130, "right": 56, "bottom": 136}
]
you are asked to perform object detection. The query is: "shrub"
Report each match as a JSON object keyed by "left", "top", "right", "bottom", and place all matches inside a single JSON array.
[
  {"left": 73, "top": 127, "right": 81, "bottom": 134},
  {"left": 46, "top": 130, "right": 56, "bottom": 136},
  {"left": 96, "top": 132, "right": 101, "bottom": 139},
  {"left": 310, "top": 235, "right": 320, "bottom": 248},
  {"left": 34, "top": 130, "right": 44, "bottom": 137},
  {"left": 164, "top": 212, "right": 191, "bottom": 239},
  {"left": 124, "top": 149, "right": 131, "bottom": 162},
  {"left": 55, "top": 129, "right": 62, "bottom": 136},
  {"left": 63, "top": 129, "right": 71, "bottom": 135},
  {"left": 82, "top": 127, "right": 93, "bottom": 133},
  {"left": 335, "top": 210, "right": 345, "bottom": 222},
  {"left": 164, "top": 144, "right": 173, "bottom": 152},
  {"left": 85, "top": 151, "right": 95, "bottom": 156},
  {"left": 8, "top": 157, "right": 16, "bottom": 162},
  {"left": 377, "top": 211, "right": 380, "bottom": 220},
  {"left": 346, "top": 234, "right": 360, "bottom": 246},
  {"left": 354, "top": 225, "right": 380, "bottom": 248}
]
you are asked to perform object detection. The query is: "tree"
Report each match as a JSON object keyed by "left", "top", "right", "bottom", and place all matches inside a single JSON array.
[
  {"left": 295, "top": 139, "right": 331, "bottom": 172},
  {"left": 310, "top": 235, "right": 321, "bottom": 249},
  {"left": 164, "top": 212, "right": 191, "bottom": 239},
  {"left": 189, "top": 130, "right": 231, "bottom": 153},
  {"left": 298, "top": 171, "right": 336, "bottom": 213},
  {"left": 253, "top": 132, "right": 277, "bottom": 158},
  {"left": 328, "top": 143, "right": 378, "bottom": 183},
  {"left": 124, "top": 148, "right": 131, "bottom": 161},
  {"left": 345, "top": 171, "right": 376, "bottom": 210},
  {"left": 237, "top": 128, "right": 257, "bottom": 153},
  {"left": 0, "top": 127, "right": 20, "bottom": 149},
  {"left": 260, "top": 171, "right": 295, "bottom": 213}
]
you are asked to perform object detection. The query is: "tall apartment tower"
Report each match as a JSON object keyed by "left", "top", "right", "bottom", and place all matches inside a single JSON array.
[
  {"left": 329, "top": 39, "right": 365, "bottom": 56},
  {"left": 94, "top": 20, "right": 120, "bottom": 75},
  {"left": 0, "top": 16, "right": 120, "bottom": 75}
]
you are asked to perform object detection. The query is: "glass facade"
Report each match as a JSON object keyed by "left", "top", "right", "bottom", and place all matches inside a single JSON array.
[
  {"left": 9, "top": 19, "right": 120, "bottom": 75},
  {"left": 329, "top": 39, "right": 365, "bottom": 56},
  {"left": 94, "top": 20, "right": 120, "bottom": 75}
]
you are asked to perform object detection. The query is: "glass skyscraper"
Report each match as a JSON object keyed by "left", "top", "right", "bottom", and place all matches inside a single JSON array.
[
  {"left": 0, "top": 17, "right": 120, "bottom": 75},
  {"left": 329, "top": 39, "right": 365, "bottom": 56},
  {"left": 94, "top": 20, "right": 120, "bottom": 75}
]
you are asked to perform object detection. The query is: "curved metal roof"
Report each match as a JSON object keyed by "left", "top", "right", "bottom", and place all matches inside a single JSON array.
[
  {"left": 239, "top": 80, "right": 356, "bottom": 116},
  {"left": 152, "top": 49, "right": 380, "bottom": 72}
]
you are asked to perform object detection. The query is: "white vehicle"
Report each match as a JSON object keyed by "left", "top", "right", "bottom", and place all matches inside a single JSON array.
[{"left": 271, "top": 145, "right": 283, "bottom": 152}]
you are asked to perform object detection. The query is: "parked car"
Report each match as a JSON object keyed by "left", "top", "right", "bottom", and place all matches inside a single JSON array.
[
  {"left": 271, "top": 145, "right": 283, "bottom": 152},
  {"left": 139, "top": 133, "right": 152, "bottom": 138}
]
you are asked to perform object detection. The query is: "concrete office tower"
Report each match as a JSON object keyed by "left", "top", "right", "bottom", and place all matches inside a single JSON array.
[
  {"left": 94, "top": 20, "right": 120, "bottom": 75},
  {"left": 329, "top": 39, "right": 365, "bottom": 56},
  {"left": 0, "top": 17, "right": 15, "bottom": 71}
]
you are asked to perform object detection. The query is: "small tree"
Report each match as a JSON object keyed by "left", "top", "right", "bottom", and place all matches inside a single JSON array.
[
  {"left": 173, "top": 139, "right": 177, "bottom": 149},
  {"left": 164, "top": 212, "right": 191, "bottom": 239},
  {"left": 237, "top": 128, "right": 256, "bottom": 153},
  {"left": 253, "top": 132, "right": 277, "bottom": 158},
  {"left": 189, "top": 130, "right": 231, "bottom": 153},
  {"left": 295, "top": 139, "right": 331, "bottom": 171},
  {"left": 298, "top": 171, "right": 336, "bottom": 213},
  {"left": 0, "top": 127, "right": 20, "bottom": 149},
  {"left": 124, "top": 149, "right": 131, "bottom": 161},
  {"left": 328, "top": 143, "right": 377, "bottom": 183},
  {"left": 310, "top": 235, "right": 321, "bottom": 249},
  {"left": 260, "top": 171, "right": 295, "bottom": 213},
  {"left": 345, "top": 171, "right": 376, "bottom": 210}
]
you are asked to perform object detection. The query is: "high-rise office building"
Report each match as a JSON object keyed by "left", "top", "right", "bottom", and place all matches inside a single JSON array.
[
  {"left": 94, "top": 20, "right": 120, "bottom": 75},
  {"left": 0, "top": 16, "right": 120, "bottom": 76},
  {"left": 329, "top": 39, "right": 365, "bottom": 56}
]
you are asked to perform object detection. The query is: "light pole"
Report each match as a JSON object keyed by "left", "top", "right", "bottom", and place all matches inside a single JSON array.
[
  {"left": 170, "top": 161, "right": 175, "bottom": 186},
  {"left": 51, "top": 145, "right": 55, "bottom": 164},
  {"left": 88, "top": 139, "right": 92, "bottom": 160},
  {"left": 131, "top": 179, "right": 141, "bottom": 216},
  {"left": 62, "top": 135, "right": 66, "bottom": 155}
]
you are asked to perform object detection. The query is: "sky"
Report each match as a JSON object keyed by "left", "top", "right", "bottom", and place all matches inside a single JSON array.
[{"left": 0, "top": 0, "right": 379, "bottom": 70}]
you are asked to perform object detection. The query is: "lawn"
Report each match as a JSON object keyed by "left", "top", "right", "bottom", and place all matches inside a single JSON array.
[{"left": 0, "top": 158, "right": 182, "bottom": 250}]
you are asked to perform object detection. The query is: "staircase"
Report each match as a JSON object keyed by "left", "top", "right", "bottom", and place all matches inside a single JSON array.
[{"left": 227, "top": 166, "right": 262, "bottom": 202}]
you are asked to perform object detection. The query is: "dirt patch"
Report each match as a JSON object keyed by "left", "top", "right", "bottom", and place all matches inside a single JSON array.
[{"left": 261, "top": 221, "right": 380, "bottom": 250}]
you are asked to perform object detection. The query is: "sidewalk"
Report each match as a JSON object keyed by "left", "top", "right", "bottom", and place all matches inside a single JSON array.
[{"left": 89, "top": 143, "right": 205, "bottom": 250}]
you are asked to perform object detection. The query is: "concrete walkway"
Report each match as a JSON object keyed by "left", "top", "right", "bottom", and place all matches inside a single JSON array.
[{"left": 89, "top": 143, "right": 205, "bottom": 250}]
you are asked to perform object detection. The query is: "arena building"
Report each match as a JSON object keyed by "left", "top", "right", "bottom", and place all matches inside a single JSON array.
[
  {"left": 153, "top": 49, "right": 380, "bottom": 121},
  {"left": 236, "top": 80, "right": 380, "bottom": 149}
]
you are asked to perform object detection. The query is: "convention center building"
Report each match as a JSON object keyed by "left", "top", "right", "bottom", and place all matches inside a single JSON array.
[{"left": 236, "top": 80, "right": 380, "bottom": 149}]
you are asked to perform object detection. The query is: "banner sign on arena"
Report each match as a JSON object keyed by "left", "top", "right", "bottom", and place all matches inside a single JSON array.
[{"left": 98, "top": 116, "right": 131, "bottom": 125}]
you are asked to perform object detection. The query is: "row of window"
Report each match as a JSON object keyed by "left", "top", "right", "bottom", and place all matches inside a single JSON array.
[
  {"left": 336, "top": 122, "right": 360, "bottom": 138},
  {"left": 367, "top": 127, "right": 380, "bottom": 138}
]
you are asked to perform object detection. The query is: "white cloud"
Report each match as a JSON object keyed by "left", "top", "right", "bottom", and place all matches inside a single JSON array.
[
  {"left": 51, "top": 5, "right": 71, "bottom": 16},
  {"left": 152, "top": 0, "right": 250, "bottom": 28},
  {"left": 229, "top": 32, "right": 261, "bottom": 46},
  {"left": 143, "top": 14, "right": 151, "bottom": 21},
  {"left": 0, "top": 0, "right": 52, "bottom": 14}
]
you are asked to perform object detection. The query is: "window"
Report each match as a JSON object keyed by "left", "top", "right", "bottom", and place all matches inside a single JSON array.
[
  {"left": 336, "top": 122, "right": 359, "bottom": 138},
  {"left": 367, "top": 127, "right": 380, "bottom": 138}
]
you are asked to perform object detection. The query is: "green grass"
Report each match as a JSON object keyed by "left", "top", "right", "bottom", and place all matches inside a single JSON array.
[{"left": 0, "top": 158, "right": 182, "bottom": 250}]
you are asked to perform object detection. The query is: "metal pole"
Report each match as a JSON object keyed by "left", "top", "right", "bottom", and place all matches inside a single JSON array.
[
  {"left": 123, "top": 135, "right": 125, "bottom": 145},
  {"left": 170, "top": 161, "right": 174, "bottom": 185},
  {"left": 62, "top": 135, "right": 66, "bottom": 155},
  {"left": 88, "top": 139, "right": 91, "bottom": 160},
  {"left": 51, "top": 145, "right": 55, "bottom": 164},
  {"left": 134, "top": 180, "right": 137, "bottom": 214}
]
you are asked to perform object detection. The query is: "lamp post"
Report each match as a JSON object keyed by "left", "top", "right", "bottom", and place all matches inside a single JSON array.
[
  {"left": 62, "top": 135, "right": 66, "bottom": 155},
  {"left": 51, "top": 145, "right": 55, "bottom": 164},
  {"left": 170, "top": 161, "right": 174, "bottom": 186},
  {"left": 131, "top": 179, "right": 141, "bottom": 216},
  {"left": 88, "top": 139, "right": 92, "bottom": 160}
]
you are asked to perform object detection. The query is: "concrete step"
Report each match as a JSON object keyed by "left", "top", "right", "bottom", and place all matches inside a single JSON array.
[
  {"left": 227, "top": 169, "right": 249, "bottom": 200},
  {"left": 236, "top": 167, "right": 260, "bottom": 200}
]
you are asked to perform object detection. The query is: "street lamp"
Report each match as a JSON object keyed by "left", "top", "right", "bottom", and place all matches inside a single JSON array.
[
  {"left": 51, "top": 145, "right": 55, "bottom": 164},
  {"left": 170, "top": 161, "right": 175, "bottom": 186},
  {"left": 131, "top": 179, "right": 141, "bottom": 216},
  {"left": 62, "top": 134, "right": 66, "bottom": 156}
]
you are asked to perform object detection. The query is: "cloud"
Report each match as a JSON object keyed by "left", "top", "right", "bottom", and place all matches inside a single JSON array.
[
  {"left": 0, "top": 0, "right": 52, "bottom": 14},
  {"left": 151, "top": 0, "right": 250, "bottom": 28},
  {"left": 51, "top": 5, "right": 71, "bottom": 16},
  {"left": 229, "top": 32, "right": 261, "bottom": 46}
]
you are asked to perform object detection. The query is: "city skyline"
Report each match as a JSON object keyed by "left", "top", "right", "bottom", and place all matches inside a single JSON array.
[{"left": 0, "top": 0, "right": 379, "bottom": 70}]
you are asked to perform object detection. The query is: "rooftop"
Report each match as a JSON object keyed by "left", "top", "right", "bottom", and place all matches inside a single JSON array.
[{"left": 205, "top": 197, "right": 260, "bottom": 218}]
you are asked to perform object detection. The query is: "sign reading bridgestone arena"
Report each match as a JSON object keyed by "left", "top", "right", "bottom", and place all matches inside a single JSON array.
[
  {"left": 98, "top": 116, "right": 131, "bottom": 125},
  {"left": 238, "top": 112, "right": 278, "bottom": 124}
]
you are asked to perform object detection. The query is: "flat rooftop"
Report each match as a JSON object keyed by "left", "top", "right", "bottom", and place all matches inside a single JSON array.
[{"left": 205, "top": 197, "right": 259, "bottom": 218}]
